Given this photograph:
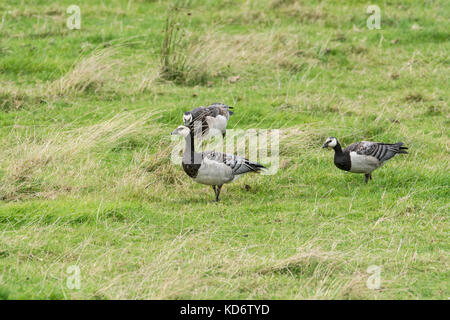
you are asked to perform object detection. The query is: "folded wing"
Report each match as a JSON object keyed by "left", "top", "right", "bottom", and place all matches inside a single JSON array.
[
  {"left": 345, "top": 141, "right": 408, "bottom": 162},
  {"left": 203, "top": 151, "right": 266, "bottom": 176}
]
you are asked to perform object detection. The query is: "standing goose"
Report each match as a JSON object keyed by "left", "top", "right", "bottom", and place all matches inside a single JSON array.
[
  {"left": 322, "top": 137, "right": 408, "bottom": 183},
  {"left": 171, "top": 125, "right": 265, "bottom": 201},
  {"left": 183, "top": 103, "right": 233, "bottom": 139}
]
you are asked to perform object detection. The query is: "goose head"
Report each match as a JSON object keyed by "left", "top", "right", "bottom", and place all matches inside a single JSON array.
[
  {"left": 322, "top": 137, "right": 338, "bottom": 149},
  {"left": 171, "top": 125, "right": 191, "bottom": 138},
  {"left": 183, "top": 112, "right": 193, "bottom": 125}
]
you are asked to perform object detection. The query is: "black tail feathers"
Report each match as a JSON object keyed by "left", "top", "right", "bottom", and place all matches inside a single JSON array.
[
  {"left": 396, "top": 142, "right": 408, "bottom": 154},
  {"left": 246, "top": 161, "right": 267, "bottom": 172}
]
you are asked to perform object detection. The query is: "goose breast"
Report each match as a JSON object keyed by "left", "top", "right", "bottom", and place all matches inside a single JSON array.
[
  {"left": 349, "top": 152, "right": 382, "bottom": 173},
  {"left": 193, "top": 157, "right": 234, "bottom": 185}
]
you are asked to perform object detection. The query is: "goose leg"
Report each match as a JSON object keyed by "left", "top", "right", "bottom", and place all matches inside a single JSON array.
[
  {"left": 212, "top": 185, "right": 217, "bottom": 200},
  {"left": 222, "top": 132, "right": 226, "bottom": 139},
  {"left": 364, "top": 173, "right": 371, "bottom": 183},
  {"left": 215, "top": 185, "right": 223, "bottom": 202}
]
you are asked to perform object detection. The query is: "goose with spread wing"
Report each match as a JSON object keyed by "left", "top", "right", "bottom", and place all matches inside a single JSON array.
[
  {"left": 322, "top": 137, "right": 408, "bottom": 183},
  {"left": 183, "top": 103, "right": 233, "bottom": 139},
  {"left": 171, "top": 125, "right": 265, "bottom": 201}
]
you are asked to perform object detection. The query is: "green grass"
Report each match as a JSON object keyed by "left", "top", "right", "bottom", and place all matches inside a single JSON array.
[{"left": 0, "top": 0, "right": 448, "bottom": 299}]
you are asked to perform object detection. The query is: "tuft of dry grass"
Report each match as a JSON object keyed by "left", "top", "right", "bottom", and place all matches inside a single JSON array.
[
  {"left": 0, "top": 83, "right": 44, "bottom": 111},
  {"left": 184, "top": 31, "right": 304, "bottom": 74},
  {"left": 49, "top": 47, "right": 122, "bottom": 96},
  {"left": 257, "top": 248, "right": 344, "bottom": 276},
  {"left": 137, "top": 65, "right": 161, "bottom": 93},
  {"left": 270, "top": 0, "right": 327, "bottom": 22},
  {"left": 0, "top": 112, "right": 160, "bottom": 201},
  {"left": 159, "top": 21, "right": 305, "bottom": 85}
]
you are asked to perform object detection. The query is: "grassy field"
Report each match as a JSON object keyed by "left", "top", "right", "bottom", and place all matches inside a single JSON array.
[{"left": 0, "top": 0, "right": 448, "bottom": 299}]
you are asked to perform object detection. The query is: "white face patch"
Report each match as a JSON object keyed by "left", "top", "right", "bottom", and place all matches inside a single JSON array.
[
  {"left": 183, "top": 113, "right": 193, "bottom": 124},
  {"left": 328, "top": 138, "right": 337, "bottom": 148},
  {"left": 324, "top": 137, "right": 337, "bottom": 148}
]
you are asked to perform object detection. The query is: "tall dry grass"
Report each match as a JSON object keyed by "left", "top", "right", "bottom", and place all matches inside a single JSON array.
[
  {"left": 0, "top": 81, "right": 44, "bottom": 111},
  {"left": 49, "top": 47, "right": 123, "bottom": 96},
  {"left": 50, "top": 233, "right": 400, "bottom": 299},
  {"left": 159, "top": 30, "right": 306, "bottom": 85},
  {"left": 0, "top": 112, "right": 169, "bottom": 201},
  {"left": 158, "top": 5, "right": 306, "bottom": 85}
]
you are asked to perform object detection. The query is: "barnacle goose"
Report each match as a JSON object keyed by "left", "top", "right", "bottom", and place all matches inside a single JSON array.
[
  {"left": 171, "top": 125, "right": 266, "bottom": 202},
  {"left": 322, "top": 137, "right": 408, "bottom": 183},
  {"left": 183, "top": 103, "right": 234, "bottom": 139}
]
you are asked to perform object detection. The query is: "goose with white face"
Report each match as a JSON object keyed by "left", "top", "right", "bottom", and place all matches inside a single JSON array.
[
  {"left": 322, "top": 137, "right": 338, "bottom": 149},
  {"left": 322, "top": 136, "right": 408, "bottom": 183},
  {"left": 182, "top": 103, "right": 234, "bottom": 139},
  {"left": 183, "top": 112, "right": 193, "bottom": 126},
  {"left": 170, "top": 124, "right": 266, "bottom": 202}
]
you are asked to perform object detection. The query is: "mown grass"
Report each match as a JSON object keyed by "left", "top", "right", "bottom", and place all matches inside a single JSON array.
[{"left": 0, "top": 0, "right": 448, "bottom": 299}]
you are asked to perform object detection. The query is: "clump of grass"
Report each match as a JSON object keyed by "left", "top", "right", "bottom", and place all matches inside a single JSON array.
[
  {"left": 0, "top": 85, "right": 44, "bottom": 111},
  {"left": 404, "top": 92, "right": 426, "bottom": 103},
  {"left": 424, "top": 105, "right": 442, "bottom": 116},
  {"left": 159, "top": 6, "right": 198, "bottom": 85},
  {"left": 0, "top": 159, "right": 46, "bottom": 200},
  {"left": 269, "top": 0, "right": 296, "bottom": 8},
  {"left": 187, "top": 32, "right": 303, "bottom": 73},
  {"left": 137, "top": 65, "right": 160, "bottom": 93},
  {"left": 160, "top": 29, "right": 305, "bottom": 85},
  {"left": 257, "top": 249, "right": 343, "bottom": 277},
  {"left": 0, "top": 112, "right": 158, "bottom": 201},
  {"left": 0, "top": 91, "right": 32, "bottom": 111},
  {"left": 158, "top": 6, "right": 307, "bottom": 85},
  {"left": 49, "top": 47, "right": 122, "bottom": 96},
  {"left": 270, "top": 0, "right": 327, "bottom": 22}
]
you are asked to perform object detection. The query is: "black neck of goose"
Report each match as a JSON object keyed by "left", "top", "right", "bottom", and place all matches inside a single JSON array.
[
  {"left": 182, "top": 130, "right": 201, "bottom": 178},
  {"left": 184, "top": 131, "right": 195, "bottom": 164},
  {"left": 333, "top": 142, "right": 343, "bottom": 154}
]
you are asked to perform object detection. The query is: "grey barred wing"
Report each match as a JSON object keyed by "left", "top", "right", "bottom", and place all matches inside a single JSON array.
[
  {"left": 203, "top": 151, "right": 266, "bottom": 175},
  {"left": 207, "top": 103, "right": 234, "bottom": 118},
  {"left": 189, "top": 103, "right": 233, "bottom": 123},
  {"left": 345, "top": 141, "right": 377, "bottom": 156},
  {"left": 345, "top": 141, "right": 407, "bottom": 162},
  {"left": 203, "top": 150, "right": 224, "bottom": 162},
  {"left": 224, "top": 153, "right": 266, "bottom": 175}
]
